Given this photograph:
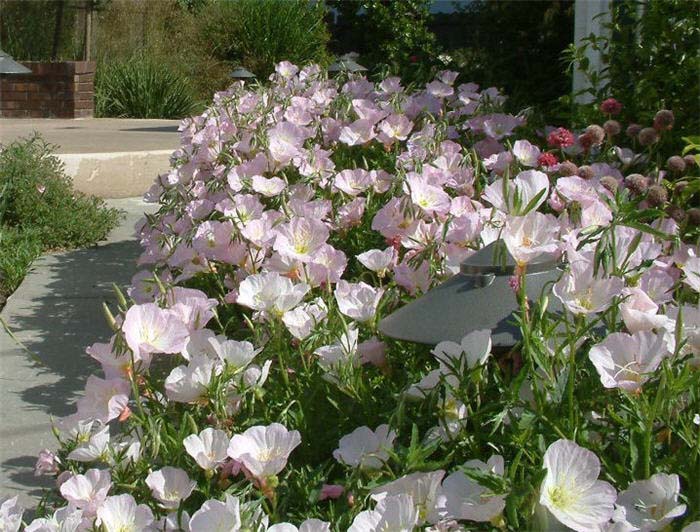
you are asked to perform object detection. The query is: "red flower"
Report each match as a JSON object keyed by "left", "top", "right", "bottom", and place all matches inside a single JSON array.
[
  {"left": 547, "top": 127, "right": 575, "bottom": 149},
  {"left": 600, "top": 98, "right": 622, "bottom": 115},
  {"left": 538, "top": 152, "right": 559, "bottom": 167},
  {"left": 409, "top": 55, "right": 419, "bottom": 63}
]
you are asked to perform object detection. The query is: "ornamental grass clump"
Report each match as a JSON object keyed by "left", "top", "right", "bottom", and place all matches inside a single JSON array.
[{"left": 6, "top": 62, "right": 700, "bottom": 530}]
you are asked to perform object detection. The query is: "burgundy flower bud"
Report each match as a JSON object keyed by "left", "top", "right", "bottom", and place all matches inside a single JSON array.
[
  {"left": 638, "top": 127, "right": 659, "bottom": 147},
  {"left": 646, "top": 185, "right": 668, "bottom": 207},
  {"left": 653, "top": 109, "right": 675, "bottom": 131},
  {"left": 578, "top": 165, "right": 595, "bottom": 180},
  {"left": 558, "top": 161, "right": 578, "bottom": 177},
  {"left": 666, "top": 155, "right": 686, "bottom": 174},
  {"left": 626, "top": 123, "right": 642, "bottom": 138},
  {"left": 599, "top": 175, "right": 619, "bottom": 193},
  {"left": 600, "top": 98, "right": 623, "bottom": 115},
  {"left": 625, "top": 173, "right": 649, "bottom": 195},
  {"left": 675, "top": 181, "right": 688, "bottom": 194},
  {"left": 683, "top": 154, "right": 697, "bottom": 168},
  {"left": 603, "top": 119, "right": 621, "bottom": 136}
]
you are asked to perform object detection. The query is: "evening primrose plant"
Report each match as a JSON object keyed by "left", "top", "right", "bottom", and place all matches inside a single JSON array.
[{"left": 5, "top": 63, "right": 700, "bottom": 531}]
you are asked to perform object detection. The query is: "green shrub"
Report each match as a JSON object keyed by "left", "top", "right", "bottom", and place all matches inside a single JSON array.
[
  {"left": 95, "top": 55, "right": 196, "bottom": 118},
  {"left": 200, "top": 0, "right": 331, "bottom": 78},
  {"left": 0, "top": 136, "right": 121, "bottom": 296}
]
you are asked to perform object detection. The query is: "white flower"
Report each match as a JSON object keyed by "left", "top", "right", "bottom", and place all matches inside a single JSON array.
[
  {"left": 189, "top": 494, "right": 242, "bottom": 531},
  {"left": 96, "top": 493, "right": 154, "bottom": 532},
  {"left": 59, "top": 468, "right": 112, "bottom": 517},
  {"left": 227, "top": 423, "right": 301, "bottom": 479},
  {"left": 334, "top": 280, "right": 384, "bottom": 322},
  {"left": 333, "top": 424, "right": 396, "bottom": 470},
  {"left": 539, "top": 439, "right": 617, "bottom": 531},
  {"left": 615, "top": 473, "right": 686, "bottom": 531},
  {"left": 184, "top": 428, "right": 231, "bottom": 471},
  {"left": 164, "top": 354, "right": 221, "bottom": 403},
  {"left": 268, "top": 519, "right": 330, "bottom": 532},
  {"left": 273, "top": 217, "right": 329, "bottom": 262},
  {"left": 0, "top": 496, "right": 23, "bottom": 532},
  {"left": 512, "top": 139, "right": 541, "bottom": 167},
  {"left": 348, "top": 494, "right": 419, "bottom": 532},
  {"left": 237, "top": 272, "right": 309, "bottom": 316},
  {"left": 439, "top": 455, "right": 507, "bottom": 522},
  {"left": 25, "top": 505, "right": 83, "bottom": 532},
  {"left": 282, "top": 298, "right": 328, "bottom": 340},
  {"left": 371, "top": 470, "right": 445, "bottom": 525},
  {"left": 314, "top": 326, "right": 360, "bottom": 377},
  {"left": 432, "top": 329, "right": 492, "bottom": 373},
  {"left": 145, "top": 467, "right": 196, "bottom": 510},
  {"left": 681, "top": 257, "right": 700, "bottom": 292},
  {"left": 588, "top": 331, "right": 670, "bottom": 392},
  {"left": 67, "top": 425, "right": 111, "bottom": 462},
  {"left": 356, "top": 247, "right": 396, "bottom": 276},
  {"left": 502, "top": 211, "right": 559, "bottom": 266}
]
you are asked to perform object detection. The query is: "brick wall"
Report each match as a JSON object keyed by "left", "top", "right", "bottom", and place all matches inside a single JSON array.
[{"left": 0, "top": 61, "right": 95, "bottom": 119}]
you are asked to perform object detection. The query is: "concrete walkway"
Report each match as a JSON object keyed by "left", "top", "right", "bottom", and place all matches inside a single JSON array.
[
  {"left": 0, "top": 198, "right": 157, "bottom": 510},
  {"left": 0, "top": 119, "right": 180, "bottom": 198}
]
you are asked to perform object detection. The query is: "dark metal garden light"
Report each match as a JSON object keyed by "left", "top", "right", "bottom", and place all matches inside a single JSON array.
[
  {"left": 379, "top": 240, "right": 562, "bottom": 348},
  {"left": 327, "top": 58, "right": 367, "bottom": 74},
  {"left": 0, "top": 49, "right": 31, "bottom": 74},
  {"left": 229, "top": 66, "right": 255, "bottom": 80}
]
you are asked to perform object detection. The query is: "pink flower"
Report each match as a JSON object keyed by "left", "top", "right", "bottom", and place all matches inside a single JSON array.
[
  {"left": 145, "top": 467, "right": 196, "bottom": 510},
  {"left": 358, "top": 337, "right": 387, "bottom": 367},
  {"left": 227, "top": 423, "right": 301, "bottom": 479},
  {"left": 356, "top": 247, "right": 397, "bottom": 276},
  {"left": 34, "top": 449, "right": 60, "bottom": 476},
  {"left": 394, "top": 259, "right": 431, "bottom": 295},
  {"left": 620, "top": 287, "right": 673, "bottom": 333},
  {"left": 547, "top": 127, "right": 576, "bottom": 149},
  {"left": 512, "top": 140, "right": 541, "bottom": 167},
  {"left": 339, "top": 119, "right": 376, "bottom": 146},
  {"left": 76, "top": 376, "right": 130, "bottom": 423},
  {"left": 333, "top": 169, "right": 372, "bottom": 196},
  {"left": 588, "top": 331, "right": 670, "bottom": 391},
  {"left": 319, "top": 484, "right": 345, "bottom": 501},
  {"left": 122, "top": 303, "right": 190, "bottom": 357},
  {"left": 274, "top": 217, "right": 329, "bottom": 262},
  {"left": 553, "top": 258, "right": 624, "bottom": 315},
  {"left": 268, "top": 121, "right": 311, "bottom": 165},
  {"left": 482, "top": 170, "right": 550, "bottom": 215},
  {"left": 407, "top": 175, "right": 451, "bottom": 217},
  {"left": 537, "top": 152, "right": 559, "bottom": 168},
  {"left": 334, "top": 280, "right": 384, "bottom": 322},
  {"left": 59, "top": 468, "right": 111, "bottom": 517},
  {"left": 164, "top": 287, "right": 218, "bottom": 332},
  {"left": 377, "top": 114, "right": 413, "bottom": 144},
  {"left": 503, "top": 212, "right": 559, "bottom": 266},
  {"left": 600, "top": 98, "right": 622, "bottom": 115}
]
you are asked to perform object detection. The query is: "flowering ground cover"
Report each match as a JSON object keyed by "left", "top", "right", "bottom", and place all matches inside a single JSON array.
[{"left": 4, "top": 62, "right": 700, "bottom": 531}]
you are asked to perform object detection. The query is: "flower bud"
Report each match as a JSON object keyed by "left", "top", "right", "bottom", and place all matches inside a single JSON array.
[
  {"left": 584, "top": 124, "right": 605, "bottom": 145},
  {"left": 666, "top": 205, "right": 686, "bottom": 223},
  {"left": 687, "top": 207, "right": 700, "bottom": 227},
  {"left": 683, "top": 154, "right": 697, "bottom": 168}
]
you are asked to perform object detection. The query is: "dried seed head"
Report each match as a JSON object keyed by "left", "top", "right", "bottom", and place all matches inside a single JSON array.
[
  {"left": 585, "top": 124, "right": 606, "bottom": 145},
  {"left": 603, "top": 120, "right": 621, "bottom": 136},
  {"left": 683, "top": 154, "right": 697, "bottom": 168},
  {"left": 666, "top": 155, "right": 686, "bottom": 174},
  {"left": 653, "top": 109, "right": 675, "bottom": 131},
  {"left": 626, "top": 123, "right": 642, "bottom": 138},
  {"left": 646, "top": 185, "right": 668, "bottom": 207},
  {"left": 638, "top": 127, "right": 659, "bottom": 146},
  {"left": 578, "top": 165, "right": 595, "bottom": 180},
  {"left": 666, "top": 205, "right": 686, "bottom": 223},
  {"left": 687, "top": 208, "right": 700, "bottom": 227},
  {"left": 600, "top": 175, "right": 619, "bottom": 193},
  {"left": 625, "top": 173, "right": 650, "bottom": 195},
  {"left": 558, "top": 161, "right": 578, "bottom": 177}
]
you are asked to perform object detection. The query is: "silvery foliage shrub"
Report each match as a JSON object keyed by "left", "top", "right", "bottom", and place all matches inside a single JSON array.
[{"left": 9, "top": 61, "right": 700, "bottom": 531}]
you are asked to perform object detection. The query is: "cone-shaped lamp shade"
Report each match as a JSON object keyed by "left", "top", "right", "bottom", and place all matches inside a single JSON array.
[
  {"left": 379, "top": 240, "right": 562, "bottom": 347},
  {"left": 0, "top": 50, "right": 31, "bottom": 74},
  {"left": 328, "top": 59, "right": 367, "bottom": 73},
  {"left": 229, "top": 67, "right": 255, "bottom": 79}
]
